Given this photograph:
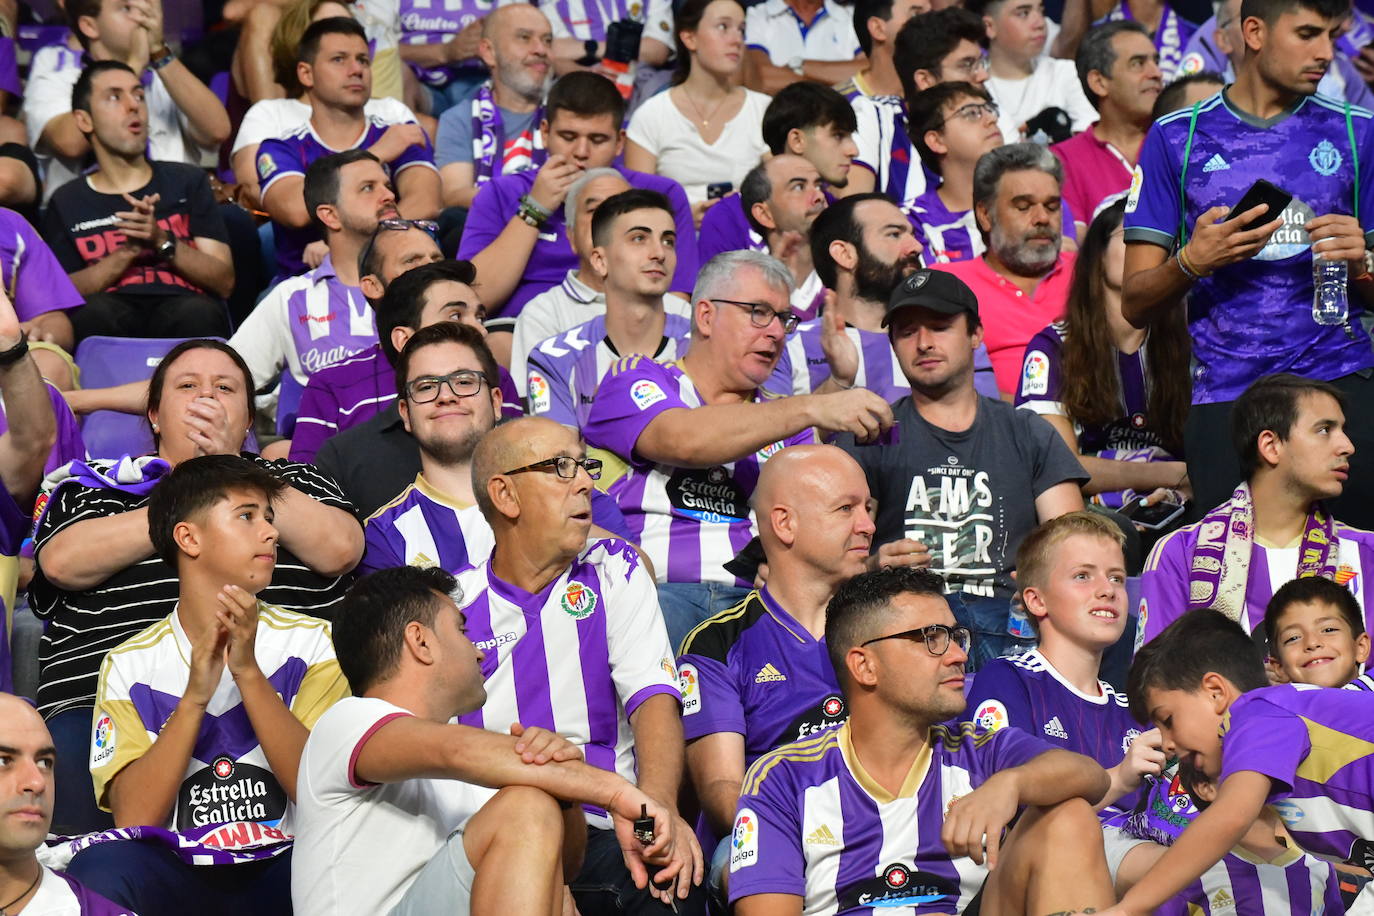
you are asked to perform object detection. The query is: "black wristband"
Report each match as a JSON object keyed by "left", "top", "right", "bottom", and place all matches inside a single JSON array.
[
  {"left": 576, "top": 38, "right": 600, "bottom": 66},
  {"left": 0, "top": 335, "right": 28, "bottom": 368}
]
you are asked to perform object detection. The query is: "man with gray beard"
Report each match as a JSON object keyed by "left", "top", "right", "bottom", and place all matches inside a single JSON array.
[
  {"left": 434, "top": 3, "right": 554, "bottom": 209},
  {"left": 929, "top": 142, "right": 1073, "bottom": 398}
]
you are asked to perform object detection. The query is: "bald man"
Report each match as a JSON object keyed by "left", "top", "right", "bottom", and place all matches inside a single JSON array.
[
  {"left": 676, "top": 446, "right": 874, "bottom": 891},
  {"left": 457, "top": 417, "right": 706, "bottom": 915},
  {"left": 0, "top": 694, "right": 131, "bottom": 914}
]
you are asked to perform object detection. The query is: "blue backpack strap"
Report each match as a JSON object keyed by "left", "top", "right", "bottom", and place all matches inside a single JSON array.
[{"left": 1177, "top": 101, "right": 1202, "bottom": 246}]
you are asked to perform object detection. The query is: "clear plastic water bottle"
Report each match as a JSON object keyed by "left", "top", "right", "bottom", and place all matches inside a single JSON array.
[{"left": 1313, "top": 251, "right": 1349, "bottom": 326}]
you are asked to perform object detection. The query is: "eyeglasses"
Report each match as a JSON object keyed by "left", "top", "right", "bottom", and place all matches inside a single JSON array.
[
  {"left": 358, "top": 218, "right": 440, "bottom": 277},
  {"left": 405, "top": 369, "right": 488, "bottom": 403},
  {"left": 503, "top": 455, "right": 603, "bottom": 481},
  {"left": 861, "top": 623, "right": 972, "bottom": 656},
  {"left": 944, "top": 54, "right": 990, "bottom": 79},
  {"left": 709, "top": 299, "right": 801, "bottom": 335},
  {"left": 933, "top": 100, "right": 1000, "bottom": 130}
]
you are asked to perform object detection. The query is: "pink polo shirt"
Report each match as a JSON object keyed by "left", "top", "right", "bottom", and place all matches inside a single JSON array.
[
  {"left": 1050, "top": 124, "right": 1137, "bottom": 227},
  {"left": 930, "top": 252, "right": 1075, "bottom": 396}
]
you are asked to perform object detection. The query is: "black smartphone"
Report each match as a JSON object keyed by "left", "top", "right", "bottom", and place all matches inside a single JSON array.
[
  {"left": 1225, "top": 179, "right": 1292, "bottom": 232},
  {"left": 1121, "top": 497, "right": 1186, "bottom": 531},
  {"left": 604, "top": 19, "right": 643, "bottom": 64},
  {"left": 706, "top": 182, "right": 732, "bottom": 200}
]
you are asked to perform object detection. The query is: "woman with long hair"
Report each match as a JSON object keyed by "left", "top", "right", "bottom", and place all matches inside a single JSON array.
[
  {"left": 624, "top": 0, "right": 770, "bottom": 225},
  {"left": 1014, "top": 198, "right": 1192, "bottom": 510}
]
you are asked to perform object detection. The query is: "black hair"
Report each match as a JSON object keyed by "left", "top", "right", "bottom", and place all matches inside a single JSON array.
[
  {"left": 1240, "top": 0, "right": 1349, "bottom": 27},
  {"left": 1076, "top": 20, "right": 1152, "bottom": 109},
  {"left": 72, "top": 60, "right": 137, "bottom": 115},
  {"left": 65, "top": 0, "right": 101, "bottom": 50},
  {"left": 907, "top": 81, "right": 992, "bottom": 173},
  {"left": 332, "top": 566, "right": 458, "bottom": 694},
  {"left": 1126, "top": 611, "right": 1269, "bottom": 722},
  {"left": 147, "top": 455, "right": 286, "bottom": 566},
  {"left": 1263, "top": 576, "right": 1367, "bottom": 653},
  {"left": 376, "top": 259, "right": 480, "bottom": 366},
  {"left": 304, "top": 150, "right": 383, "bottom": 232},
  {"left": 761, "top": 83, "right": 859, "bottom": 155},
  {"left": 825, "top": 566, "right": 949, "bottom": 684},
  {"left": 298, "top": 16, "right": 368, "bottom": 67},
  {"left": 545, "top": 71, "right": 626, "bottom": 131},
  {"left": 589, "top": 188, "right": 674, "bottom": 248},
  {"left": 894, "top": 7, "right": 988, "bottom": 103},
  {"left": 809, "top": 192, "right": 891, "bottom": 289},
  {"left": 1231, "top": 373, "right": 1345, "bottom": 477},
  {"left": 1152, "top": 71, "right": 1225, "bottom": 120},
  {"left": 146, "top": 340, "right": 257, "bottom": 452},
  {"left": 854, "top": 0, "right": 898, "bottom": 55},
  {"left": 394, "top": 320, "right": 500, "bottom": 401}
]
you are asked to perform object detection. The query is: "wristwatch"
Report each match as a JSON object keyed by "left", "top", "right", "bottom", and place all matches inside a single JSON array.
[{"left": 156, "top": 236, "right": 177, "bottom": 261}]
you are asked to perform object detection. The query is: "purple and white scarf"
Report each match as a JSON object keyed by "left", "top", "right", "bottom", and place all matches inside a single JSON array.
[
  {"left": 1188, "top": 482, "right": 1338, "bottom": 621},
  {"left": 472, "top": 83, "right": 546, "bottom": 186},
  {"left": 41, "top": 821, "right": 292, "bottom": 869}
]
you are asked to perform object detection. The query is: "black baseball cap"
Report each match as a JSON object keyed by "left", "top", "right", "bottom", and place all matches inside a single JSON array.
[{"left": 882, "top": 269, "right": 980, "bottom": 327}]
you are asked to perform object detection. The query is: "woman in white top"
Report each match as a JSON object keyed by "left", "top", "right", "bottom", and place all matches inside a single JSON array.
[{"left": 624, "top": 0, "right": 770, "bottom": 225}]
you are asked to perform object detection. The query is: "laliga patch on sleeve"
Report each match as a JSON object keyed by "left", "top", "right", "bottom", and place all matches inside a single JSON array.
[
  {"left": 972, "top": 700, "right": 1008, "bottom": 732},
  {"left": 1134, "top": 598, "right": 1148, "bottom": 654},
  {"left": 1125, "top": 165, "right": 1144, "bottom": 214},
  {"left": 678, "top": 662, "right": 701, "bottom": 716},
  {"left": 257, "top": 153, "right": 277, "bottom": 181},
  {"left": 729, "top": 807, "right": 760, "bottom": 871},
  {"left": 90, "top": 714, "right": 117, "bottom": 768},
  {"left": 630, "top": 379, "right": 667, "bottom": 411},
  {"left": 527, "top": 371, "right": 551, "bottom": 414},
  {"left": 1021, "top": 350, "right": 1049, "bottom": 397}
]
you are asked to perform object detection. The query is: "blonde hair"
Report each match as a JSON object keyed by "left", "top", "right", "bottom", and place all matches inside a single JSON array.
[{"left": 1016, "top": 510, "right": 1124, "bottom": 595}]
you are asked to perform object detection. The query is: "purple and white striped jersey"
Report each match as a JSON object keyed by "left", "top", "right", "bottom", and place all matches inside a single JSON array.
[
  {"left": 399, "top": 0, "right": 493, "bottom": 85},
  {"left": 1154, "top": 847, "right": 1341, "bottom": 916},
  {"left": 905, "top": 190, "right": 980, "bottom": 265},
  {"left": 782, "top": 320, "right": 909, "bottom": 403},
  {"left": 526, "top": 312, "right": 694, "bottom": 429},
  {"left": 584, "top": 357, "right": 817, "bottom": 587},
  {"left": 965, "top": 648, "right": 1147, "bottom": 814},
  {"left": 728, "top": 721, "right": 1053, "bottom": 913},
  {"left": 453, "top": 538, "right": 680, "bottom": 821},
  {"left": 359, "top": 474, "right": 494, "bottom": 575},
  {"left": 1138, "top": 521, "right": 1374, "bottom": 644},
  {"left": 851, "top": 96, "right": 931, "bottom": 208},
  {"left": 1219, "top": 684, "right": 1374, "bottom": 863},
  {"left": 230, "top": 254, "right": 377, "bottom": 389},
  {"left": 538, "top": 0, "right": 673, "bottom": 43}
]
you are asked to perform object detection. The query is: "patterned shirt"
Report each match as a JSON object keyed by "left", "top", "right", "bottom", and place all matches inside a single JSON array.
[
  {"left": 584, "top": 357, "right": 817, "bottom": 586},
  {"left": 1124, "top": 91, "right": 1374, "bottom": 404}
]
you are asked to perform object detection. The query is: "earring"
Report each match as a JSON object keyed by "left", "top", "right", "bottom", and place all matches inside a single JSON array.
[{"left": 151, "top": 423, "right": 160, "bottom": 432}]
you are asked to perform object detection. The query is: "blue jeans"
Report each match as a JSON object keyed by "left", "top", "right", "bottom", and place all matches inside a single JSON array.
[
  {"left": 47, "top": 706, "right": 113, "bottom": 835},
  {"left": 946, "top": 593, "right": 1037, "bottom": 673},
  {"left": 656, "top": 583, "right": 752, "bottom": 655},
  {"left": 570, "top": 825, "right": 707, "bottom": 916},
  {"left": 67, "top": 841, "right": 293, "bottom": 916},
  {"left": 424, "top": 72, "right": 487, "bottom": 117}
]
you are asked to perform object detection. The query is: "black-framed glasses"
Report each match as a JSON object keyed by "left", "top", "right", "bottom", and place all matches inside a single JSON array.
[
  {"left": 933, "top": 100, "right": 999, "bottom": 130},
  {"left": 405, "top": 370, "right": 488, "bottom": 403},
  {"left": 503, "top": 456, "right": 603, "bottom": 481},
  {"left": 710, "top": 298, "right": 801, "bottom": 335},
  {"left": 861, "top": 624, "right": 972, "bottom": 656},
  {"left": 358, "top": 218, "right": 440, "bottom": 277}
]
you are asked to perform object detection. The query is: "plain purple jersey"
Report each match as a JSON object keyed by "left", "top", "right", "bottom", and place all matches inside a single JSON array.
[
  {"left": 676, "top": 587, "right": 846, "bottom": 761},
  {"left": 1123, "top": 91, "right": 1374, "bottom": 404},
  {"left": 1219, "top": 684, "right": 1374, "bottom": 863},
  {"left": 728, "top": 721, "right": 1053, "bottom": 912},
  {"left": 584, "top": 356, "right": 816, "bottom": 587},
  {"left": 698, "top": 193, "right": 764, "bottom": 263},
  {"left": 456, "top": 165, "right": 698, "bottom": 318},
  {"left": 965, "top": 648, "right": 1146, "bottom": 814},
  {"left": 0, "top": 205, "right": 84, "bottom": 322},
  {"left": 256, "top": 113, "right": 437, "bottom": 278}
]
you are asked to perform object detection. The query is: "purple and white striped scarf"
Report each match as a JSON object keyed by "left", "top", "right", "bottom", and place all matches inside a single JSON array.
[
  {"left": 1188, "top": 482, "right": 1338, "bottom": 621},
  {"left": 472, "top": 83, "right": 545, "bottom": 185},
  {"left": 42, "top": 821, "right": 291, "bottom": 869}
]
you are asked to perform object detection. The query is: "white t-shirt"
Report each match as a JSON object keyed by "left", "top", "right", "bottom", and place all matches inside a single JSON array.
[
  {"left": 24, "top": 43, "right": 212, "bottom": 201},
  {"left": 985, "top": 57, "right": 1096, "bottom": 145},
  {"left": 744, "top": 0, "right": 861, "bottom": 66},
  {"left": 231, "top": 96, "right": 417, "bottom": 155},
  {"left": 626, "top": 89, "right": 770, "bottom": 205},
  {"left": 291, "top": 696, "right": 496, "bottom": 916}
]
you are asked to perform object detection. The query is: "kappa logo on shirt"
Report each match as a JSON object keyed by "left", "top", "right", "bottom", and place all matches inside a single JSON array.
[
  {"left": 754, "top": 663, "right": 787, "bottom": 683},
  {"left": 1042, "top": 716, "right": 1069, "bottom": 740},
  {"left": 804, "top": 824, "right": 840, "bottom": 846}
]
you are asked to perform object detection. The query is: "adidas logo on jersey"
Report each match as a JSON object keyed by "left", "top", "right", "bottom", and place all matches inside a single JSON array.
[
  {"left": 755, "top": 663, "right": 787, "bottom": 683},
  {"left": 805, "top": 825, "right": 840, "bottom": 846},
  {"left": 1043, "top": 717, "right": 1069, "bottom": 740},
  {"left": 1203, "top": 153, "right": 1230, "bottom": 172},
  {"left": 409, "top": 552, "right": 438, "bottom": 569},
  {"left": 1210, "top": 889, "right": 1235, "bottom": 911}
]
